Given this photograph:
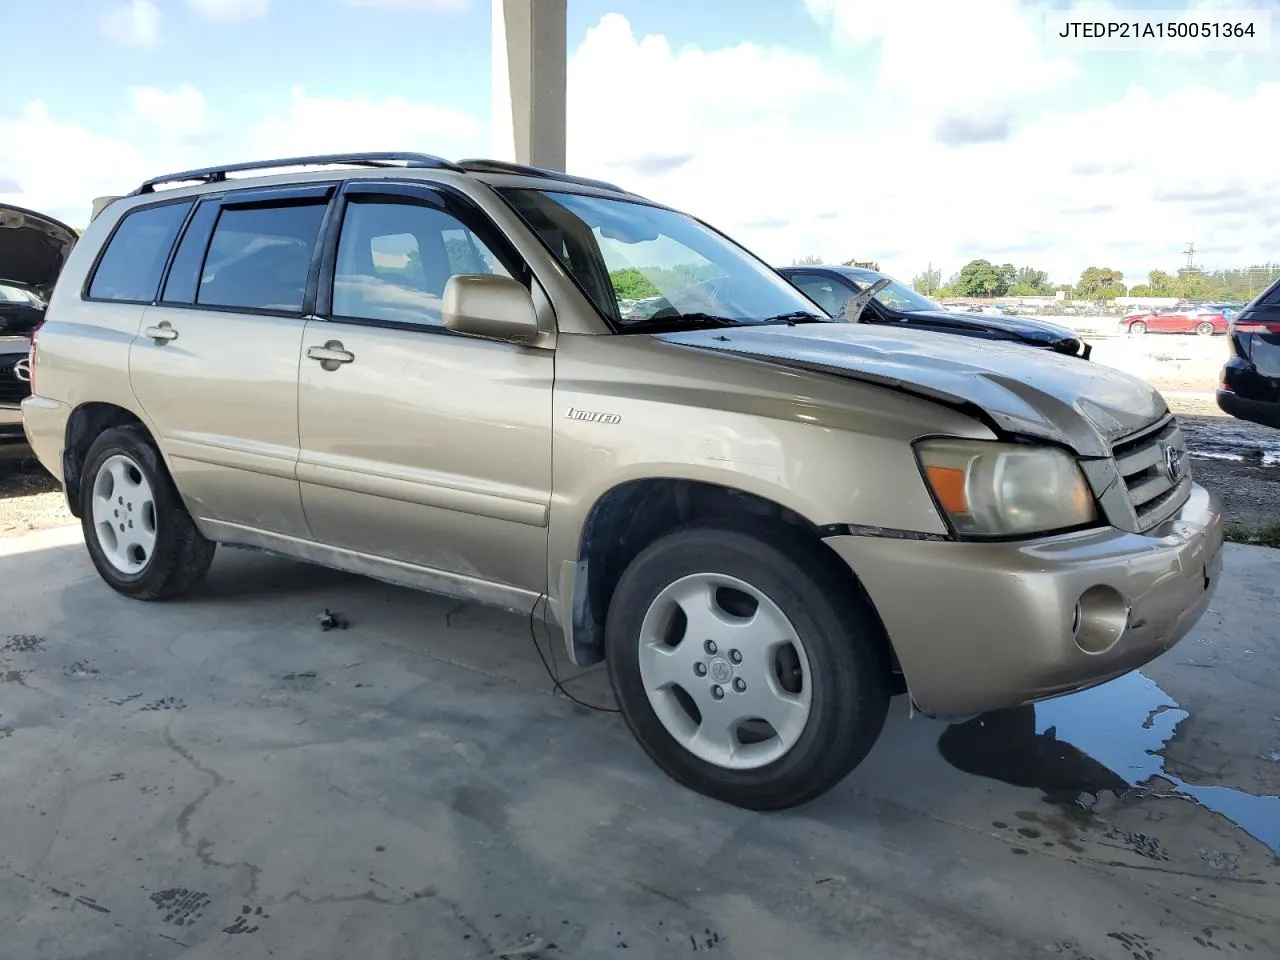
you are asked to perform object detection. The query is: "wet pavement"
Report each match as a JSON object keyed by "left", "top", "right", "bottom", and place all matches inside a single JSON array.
[{"left": 1, "top": 527, "right": 1278, "bottom": 959}]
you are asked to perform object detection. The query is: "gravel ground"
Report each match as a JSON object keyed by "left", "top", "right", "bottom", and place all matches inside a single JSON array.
[{"left": 1, "top": 326, "right": 1276, "bottom": 540}]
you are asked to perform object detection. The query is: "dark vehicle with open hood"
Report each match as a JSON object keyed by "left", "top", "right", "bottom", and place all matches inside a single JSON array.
[
  {"left": 0, "top": 203, "right": 79, "bottom": 451},
  {"left": 776, "top": 264, "right": 1091, "bottom": 359},
  {"left": 1217, "top": 277, "right": 1280, "bottom": 429}
]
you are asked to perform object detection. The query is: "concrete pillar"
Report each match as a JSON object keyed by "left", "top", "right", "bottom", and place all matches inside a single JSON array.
[{"left": 491, "top": 0, "right": 567, "bottom": 171}]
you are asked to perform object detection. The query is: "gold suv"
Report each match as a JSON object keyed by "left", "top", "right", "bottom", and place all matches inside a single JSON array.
[{"left": 22, "top": 153, "right": 1224, "bottom": 810}]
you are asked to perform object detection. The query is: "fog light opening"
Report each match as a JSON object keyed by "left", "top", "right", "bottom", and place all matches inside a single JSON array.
[{"left": 1073, "top": 585, "right": 1129, "bottom": 655}]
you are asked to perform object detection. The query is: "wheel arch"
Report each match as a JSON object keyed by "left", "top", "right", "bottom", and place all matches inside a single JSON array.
[
  {"left": 558, "top": 476, "right": 901, "bottom": 684},
  {"left": 62, "top": 402, "right": 153, "bottom": 517}
]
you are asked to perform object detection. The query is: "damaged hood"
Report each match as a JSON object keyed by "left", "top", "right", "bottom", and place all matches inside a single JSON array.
[
  {"left": 0, "top": 203, "right": 79, "bottom": 297},
  {"left": 658, "top": 323, "right": 1167, "bottom": 457}
]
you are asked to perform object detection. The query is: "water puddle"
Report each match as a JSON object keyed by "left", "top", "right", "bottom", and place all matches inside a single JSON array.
[{"left": 938, "top": 671, "right": 1280, "bottom": 854}]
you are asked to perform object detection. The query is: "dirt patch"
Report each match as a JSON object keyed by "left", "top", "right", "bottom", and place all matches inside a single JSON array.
[{"left": 0, "top": 457, "right": 73, "bottom": 538}]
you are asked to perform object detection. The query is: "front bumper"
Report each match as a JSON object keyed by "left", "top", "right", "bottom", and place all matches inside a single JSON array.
[{"left": 825, "top": 483, "right": 1224, "bottom": 716}]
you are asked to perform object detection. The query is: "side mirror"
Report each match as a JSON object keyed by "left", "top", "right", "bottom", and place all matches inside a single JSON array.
[{"left": 442, "top": 275, "right": 540, "bottom": 343}]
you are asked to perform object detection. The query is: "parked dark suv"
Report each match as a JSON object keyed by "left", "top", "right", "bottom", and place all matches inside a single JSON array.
[{"left": 1218, "top": 277, "right": 1280, "bottom": 428}]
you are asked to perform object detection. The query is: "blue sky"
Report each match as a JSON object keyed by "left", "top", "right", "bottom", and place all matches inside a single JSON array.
[{"left": 3, "top": 0, "right": 1279, "bottom": 285}]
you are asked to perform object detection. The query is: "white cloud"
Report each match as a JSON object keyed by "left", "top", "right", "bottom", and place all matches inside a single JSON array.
[
  {"left": 565, "top": 14, "right": 1280, "bottom": 287},
  {"left": 101, "top": 0, "right": 162, "bottom": 47},
  {"left": 185, "top": 0, "right": 270, "bottom": 22},
  {"left": 804, "top": 0, "right": 1077, "bottom": 142},
  {"left": 0, "top": 86, "right": 483, "bottom": 227},
  {"left": 247, "top": 85, "right": 482, "bottom": 159},
  {"left": 128, "top": 85, "right": 215, "bottom": 140},
  {"left": 341, "top": 0, "right": 470, "bottom": 10}
]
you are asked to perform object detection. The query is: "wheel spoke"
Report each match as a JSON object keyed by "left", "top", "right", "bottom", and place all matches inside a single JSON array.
[
  {"left": 638, "top": 642, "right": 693, "bottom": 690},
  {"left": 688, "top": 713, "right": 740, "bottom": 766},
  {"left": 737, "top": 681, "right": 809, "bottom": 744}
]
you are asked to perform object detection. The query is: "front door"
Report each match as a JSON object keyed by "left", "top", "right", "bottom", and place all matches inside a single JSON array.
[
  {"left": 296, "top": 181, "right": 554, "bottom": 603},
  {"left": 129, "top": 184, "right": 335, "bottom": 538}
]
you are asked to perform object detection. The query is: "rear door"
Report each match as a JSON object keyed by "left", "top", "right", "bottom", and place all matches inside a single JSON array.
[
  {"left": 295, "top": 180, "right": 554, "bottom": 599},
  {"left": 129, "top": 183, "right": 335, "bottom": 538}
]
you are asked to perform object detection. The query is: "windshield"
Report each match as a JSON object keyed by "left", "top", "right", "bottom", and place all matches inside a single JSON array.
[
  {"left": 845, "top": 271, "right": 942, "bottom": 313},
  {"left": 498, "top": 188, "right": 829, "bottom": 329},
  {"left": 0, "top": 282, "right": 43, "bottom": 306}
]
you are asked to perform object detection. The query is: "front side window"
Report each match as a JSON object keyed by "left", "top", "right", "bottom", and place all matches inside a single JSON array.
[
  {"left": 789, "top": 274, "right": 848, "bottom": 316},
  {"left": 331, "top": 198, "right": 512, "bottom": 328},
  {"left": 499, "top": 188, "right": 828, "bottom": 330},
  {"left": 197, "top": 202, "right": 327, "bottom": 313},
  {"left": 88, "top": 201, "right": 193, "bottom": 303}
]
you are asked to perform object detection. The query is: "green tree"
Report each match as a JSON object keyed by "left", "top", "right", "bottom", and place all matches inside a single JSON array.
[
  {"left": 1012, "top": 266, "right": 1052, "bottom": 295},
  {"left": 953, "top": 259, "right": 1008, "bottom": 297},
  {"left": 1075, "top": 266, "right": 1125, "bottom": 301},
  {"left": 1146, "top": 269, "right": 1175, "bottom": 295},
  {"left": 912, "top": 265, "right": 942, "bottom": 297},
  {"left": 609, "top": 267, "right": 660, "bottom": 300}
]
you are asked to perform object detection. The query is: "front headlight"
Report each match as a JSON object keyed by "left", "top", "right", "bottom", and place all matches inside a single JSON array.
[{"left": 914, "top": 438, "right": 1098, "bottom": 538}]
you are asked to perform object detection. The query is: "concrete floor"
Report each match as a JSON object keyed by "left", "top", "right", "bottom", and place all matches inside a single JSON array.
[{"left": 1, "top": 527, "right": 1278, "bottom": 960}]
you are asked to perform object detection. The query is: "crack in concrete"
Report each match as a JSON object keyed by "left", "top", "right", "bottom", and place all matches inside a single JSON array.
[{"left": 163, "top": 722, "right": 262, "bottom": 901}]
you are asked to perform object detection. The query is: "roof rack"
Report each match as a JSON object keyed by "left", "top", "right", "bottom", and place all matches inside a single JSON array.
[
  {"left": 456, "top": 159, "right": 631, "bottom": 195},
  {"left": 133, "top": 152, "right": 463, "bottom": 194}
]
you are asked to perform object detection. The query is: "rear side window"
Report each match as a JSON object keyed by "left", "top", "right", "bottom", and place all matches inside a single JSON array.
[
  {"left": 88, "top": 202, "right": 193, "bottom": 302},
  {"left": 160, "top": 201, "right": 220, "bottom": 304},
  {"left": 197, "top": 202, "right": 327, "bottom": 313}
]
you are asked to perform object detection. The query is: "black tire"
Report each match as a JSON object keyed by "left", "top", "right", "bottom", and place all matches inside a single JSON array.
[
  {"left": 79, "top": 424, "right": 215, "bottom": 600},
  {"left": 605, "top": 521, "right": 891, "bottom": 810},
  {"left": 1196, "top": 321, "right": 1215, "bottom": 336},
  {"left": 1129, "top": 320, "right": 1147, "bottom": 335}
]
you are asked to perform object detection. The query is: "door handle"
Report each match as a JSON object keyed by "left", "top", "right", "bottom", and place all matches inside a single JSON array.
[
  {"left": 145, "top": 322, "right": 179, "bottom": 343},
  {"left": 307, "top": 340, "right": 355, "bottom": 370}
]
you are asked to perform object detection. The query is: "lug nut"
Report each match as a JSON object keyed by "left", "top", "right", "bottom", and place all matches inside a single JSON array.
[
  {"left": 729, "top": 650, "right": 741, "bottom": 664},
  {"left": 711, "top": 685, "right": 724, "bottom": 700},
  {"left": 704, "top": 640, "right": 718, "bottom": 655},
  {"left": 733, "top": 678, "right": 746, "bottom": 693},
  {"left": 694, "top": 662, "right": 707, "bottom": 677}
]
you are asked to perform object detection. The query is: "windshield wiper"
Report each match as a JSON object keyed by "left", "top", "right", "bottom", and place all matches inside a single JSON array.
[
  {"left": 621, "top": 312, "right": 742, "bottom": 332},
  {"left": 757, "top": 311, "right": 827, "bottom": 326}
]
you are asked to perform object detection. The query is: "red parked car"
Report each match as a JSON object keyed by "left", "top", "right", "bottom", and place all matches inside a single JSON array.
[{"left": 1121, "top": 305, "right": 1227, "bottom": 336}]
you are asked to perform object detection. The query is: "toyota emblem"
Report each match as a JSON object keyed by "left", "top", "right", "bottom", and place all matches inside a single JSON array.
[
  {"left": 13, "top": 357, "right": 30, "bottom": 383},
  {"left": 1163, "top": 443, "right": 1183, "bottom": 484}
]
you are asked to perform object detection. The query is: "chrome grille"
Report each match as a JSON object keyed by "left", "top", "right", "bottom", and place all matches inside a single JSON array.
[
  {"left": 1111, "top": 415, "right": 1191, "bottom": 531},
  {"left": 0, "top": 356, "right": 29, "bottom": 405}
]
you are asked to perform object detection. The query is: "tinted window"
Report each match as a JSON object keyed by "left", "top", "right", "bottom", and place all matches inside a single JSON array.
[
  {"left": 160, "top": 201, "right": 220, "bottom": 304},
  {"left": 332, "top": 198, "right": 512, "bottom": 328},
  {"left": 88, "top": 202, "right": 192, "bottom": 302},
  {"left": 789, "top": 274, "right": 847, "bottom": 315},
  {"left": 197, "top": 202, "right": 327, "bottom": 313}
]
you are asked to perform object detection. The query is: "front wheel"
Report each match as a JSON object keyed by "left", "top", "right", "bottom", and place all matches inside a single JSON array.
[
  {"left": 80, "top": 425, "right": 216, "bottom": 600},
  {"left": 1196, "top": 321, "right": 1215, "bottom": 336},
  {"left": 1129, "top": 320, "right": 1147, "bottom": 335},
  {"left": 605, "top": 522, "right": 891, "bottom": 810}
]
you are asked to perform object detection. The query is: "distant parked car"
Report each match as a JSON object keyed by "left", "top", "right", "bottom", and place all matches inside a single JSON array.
[
  {"left": 1, "top": 203, "right": 79, "bottom": 453},
  {"left": 1217, "top": 278, "right": 1280, "bottom": 428},
  {"left": 777, "top": 265, "right": 1092, "bottom": 358},
  {"left": 1121, "top": 305, "right": 1227, "bottom": 336}
]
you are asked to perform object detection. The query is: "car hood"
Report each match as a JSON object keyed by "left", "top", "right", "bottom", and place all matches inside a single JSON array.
[
  {"left": 658, "top": 323, "right": 1166, "bottom": 457},
  {"left": 0, "top": 203, "right": 78, "bottom": 297},
  {"left": 899, "top": 308, "right": 1079, "bottom": 344}
]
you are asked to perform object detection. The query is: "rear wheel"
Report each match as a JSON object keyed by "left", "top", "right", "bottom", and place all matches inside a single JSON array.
[
  {"left": 80, "top": 425, "right": 215, "bottom": 600},
  {"left": 605, "top": 522, "right": 891, "bottom": 810},
  {"left": 1196, "top": 321, "right": 1215, "bottom": 336},
  {"left": 1129, "top": 320, "right": 1147, "bottom": 335}
]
